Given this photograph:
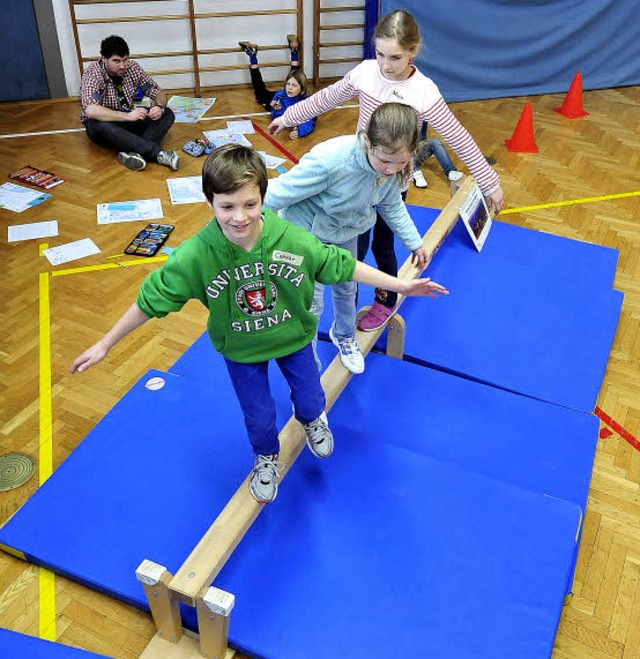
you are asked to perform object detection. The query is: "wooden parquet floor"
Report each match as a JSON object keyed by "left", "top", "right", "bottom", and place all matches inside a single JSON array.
[{"left": 0, "top": 84, "right": 639, "bottom": 658}]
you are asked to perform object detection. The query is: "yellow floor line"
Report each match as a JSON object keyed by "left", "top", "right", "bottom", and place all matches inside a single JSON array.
[
  {"left": 501, "top": 190, "right": 640, "bottom": 215},
  {"left": 51, "top": 255, "right": 168, "bottom": 278},
  {"left": 38, "top": 251, "right": 57, "bottom": 641}
]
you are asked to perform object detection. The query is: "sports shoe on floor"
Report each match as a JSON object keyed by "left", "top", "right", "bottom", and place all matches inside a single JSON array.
[
  {"left": 357, "top": 300, "right": 399, "bottom": 332},
  {"left": 238, "top": 41, "right": 258, "bottom": 56},
  {"left": 117, "top": 152, "right": 146, "bottom": 171},
  {"left": 287, "top": 34, "right": 299, "bottom": 50},
  {"left": 329, "top": 325, "right": 365, "bottom": 374},
  {"left": 157, "top": 150, "right": 179, "bottom": 171},
  {"left": 249, "top": 454, "right": 283, "bottom": 503},
  {"left": 302, "top": 412, "right": 334, "bottom": 458},
  {"left": 448, "top": 170, "right": 464, "bottom": 182},
  {"left": 412, "top": 169, "right": 428, "bottom": 188}
]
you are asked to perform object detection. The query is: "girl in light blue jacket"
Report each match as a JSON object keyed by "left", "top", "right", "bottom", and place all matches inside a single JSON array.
[{"left": 264, "top": 102, "right": 428, "bottom": 374}]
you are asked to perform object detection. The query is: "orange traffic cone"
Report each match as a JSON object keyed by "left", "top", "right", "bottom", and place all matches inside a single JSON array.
[
  {"left": 554, "top": 72, "right": 589, "bottom": 118},
  {"left": 504, "top": 103, "right": 538, "bottom": 153}
]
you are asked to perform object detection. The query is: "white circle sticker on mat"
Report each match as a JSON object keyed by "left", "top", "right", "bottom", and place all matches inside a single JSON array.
[{"left": 145, "top": 376, "right": 166, "bottom": 391}]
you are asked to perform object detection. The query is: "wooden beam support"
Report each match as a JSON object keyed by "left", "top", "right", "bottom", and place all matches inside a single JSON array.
[
  {"left": 196, "top": 587, "right": 235, "bottom": 659},
  {"left": 136, "top": 560, "right": 183, "bottom": 643}
]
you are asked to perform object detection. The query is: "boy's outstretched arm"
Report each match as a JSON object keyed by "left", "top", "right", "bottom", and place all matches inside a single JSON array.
[
  {"left": 352, "top": 261, "right": 449, "bottom": 299},
  {"left": 70, "top": 302, "right": 151, "bottom": 374}
]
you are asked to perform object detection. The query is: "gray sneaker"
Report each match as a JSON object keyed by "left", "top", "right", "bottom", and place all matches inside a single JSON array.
[
  {"left": 117, "top": 152, "right": 146, "bottom": 171},
  {"left": 302, "top": 412, "right": 334, "bottom": 458},
  {"left": 249, "top": 454, "right": 283, "bottom": 503},
  {"left": 157, "top": 150, "right": 179, "bottom": 171}
]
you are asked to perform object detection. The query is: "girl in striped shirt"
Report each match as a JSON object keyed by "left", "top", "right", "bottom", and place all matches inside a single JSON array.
[{"left": 269, "top": 10, "right": 505, "bottom": 331}]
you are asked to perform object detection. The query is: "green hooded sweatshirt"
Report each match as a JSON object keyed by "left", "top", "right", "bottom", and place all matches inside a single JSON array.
[{"left": 137, "top": 209, "right": 356, "bottom": 363}]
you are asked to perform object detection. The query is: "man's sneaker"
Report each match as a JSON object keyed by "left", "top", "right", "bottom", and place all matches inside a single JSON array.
[
  {"left": 357, "top": 300, "right": 399, "bottom": 332},
  {"left": 302, "top": 412, "right": 334, "bottom": 458},
  {"left": 117, "top": 152, "right": 146, "bottom": 171},
  {"left": 329, "top": 325, "right": 365, "bottom": 374},
  {"left": 412, "top": 169, "right": 428, "bottom": 188},
  {"left": 448, "top": 170, "right": 464, "bottom": 182},
  {"left": 238, "top": 41, "right": 258, "bottom": 56},
  {"left": 157, "top": 150, "right": 179, "bottom": 171},
  {"left": 249, "top": 454, "right": 283, "bottom": 503}
]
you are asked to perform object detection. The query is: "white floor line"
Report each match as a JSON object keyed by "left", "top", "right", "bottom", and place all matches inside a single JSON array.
[{"left": 0, "top": 104, "right": 360, "bottom": 140}]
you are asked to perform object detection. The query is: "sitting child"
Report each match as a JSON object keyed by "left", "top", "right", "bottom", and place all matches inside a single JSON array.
[
  {"left": 412, "top": 121, "right": 464, "bottom": 188},
  {"left": 239, "top": 34, "right": 315, "bottom": 140},
  {"left": 70, "top": 144, "right": 447, "bottom": 504}
]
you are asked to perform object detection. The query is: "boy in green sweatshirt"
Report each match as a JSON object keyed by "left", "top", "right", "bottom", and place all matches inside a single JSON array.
[{"left": 71, "top": 144, "right": 448, "bottom": 503}]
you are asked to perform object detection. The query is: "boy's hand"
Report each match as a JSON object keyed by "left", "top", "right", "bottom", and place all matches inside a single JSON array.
[
  {"left": 270, "top": 98, "right": 282, "bottom": 111},
  {"left": 289, "top": 127, "right": 299, "bottom": 141},
  {"left": 411, "top": 246, "right": 428, "bottom": 269},
  {"left": 401, "top": 278, "right": 449, "bottom": 298},
  {"left": 268, "top": 116, "right": 286, "bottom": 135},
  {"left": 70, "top": 342, "right": 110, "bottom": 374}
]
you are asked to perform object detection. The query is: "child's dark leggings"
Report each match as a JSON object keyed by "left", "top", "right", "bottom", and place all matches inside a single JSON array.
[
  {"left": 250, "top": 68, "right": 276, "bottom": 109},
  {"left": 356, "top": 190, "right": 409, "bottom": 308}
]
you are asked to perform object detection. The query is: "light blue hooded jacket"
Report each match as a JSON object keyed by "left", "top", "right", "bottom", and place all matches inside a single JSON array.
[{"left": 264, "top": 134, "right": 422, "bottom": 250}]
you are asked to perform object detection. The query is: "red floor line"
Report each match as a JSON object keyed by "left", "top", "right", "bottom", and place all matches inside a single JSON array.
[
  {"left": 248, "top": 118, "right": 299, "bottom": 164},
  {"left": 594, "top": 406, "right": 640, "bottom": 452}
]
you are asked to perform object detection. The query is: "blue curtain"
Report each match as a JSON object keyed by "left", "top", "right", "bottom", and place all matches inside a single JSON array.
[
  {"left": 363, "top": 0, "right": 380, "bottom": 60},
  {"left": 0, "top": 0, "right": 49, "bottom": 101},
  {"left": 380, "top": 0, "right": 640, "bottom": 101}
]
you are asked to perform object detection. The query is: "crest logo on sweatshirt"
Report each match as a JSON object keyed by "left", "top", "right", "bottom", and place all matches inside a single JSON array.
[{"left": 236, "top": 281, "right": 277, "bottom": 316}]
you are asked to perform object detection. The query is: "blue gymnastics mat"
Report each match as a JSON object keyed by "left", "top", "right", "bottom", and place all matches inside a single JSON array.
[
  {"left": 0, "top": 628, "right": 112, "bottom": 658},
  {"left": 171, "top": 333, "right": 597, "bottom": 592},
  {"left": 0, "top": 351, "right": 595, "bottom": 657},
  {"left": 318, "top": 205, "right": 622, "bottom": 412}
]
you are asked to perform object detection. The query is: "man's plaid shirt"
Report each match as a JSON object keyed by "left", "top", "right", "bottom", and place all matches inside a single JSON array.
[{"left": 80, "top": 59, "right": 160, "bottom": 123}]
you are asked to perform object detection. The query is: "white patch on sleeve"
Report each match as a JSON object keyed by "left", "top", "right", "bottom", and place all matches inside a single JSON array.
[{"left": 272, "top": 250, "right": 304, "bottom": 266}]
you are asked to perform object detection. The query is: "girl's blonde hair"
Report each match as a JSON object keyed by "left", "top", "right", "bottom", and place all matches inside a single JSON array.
[
  {"left": 364, "top": 102, "right": 419, "bottom": 185},
  {"left": 374, "top": 9, "right": 422, "bottom": 55},
  {"left": 284, "top": 68, "right": 308, "bottom": 97}
]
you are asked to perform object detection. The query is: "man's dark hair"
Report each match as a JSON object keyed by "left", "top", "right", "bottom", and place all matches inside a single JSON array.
[{"left": 100, "top": 35, "right": 130, "bottom": 59}]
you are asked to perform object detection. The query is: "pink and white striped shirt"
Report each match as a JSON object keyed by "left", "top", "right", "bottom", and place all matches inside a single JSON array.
[{"left": 282, "top": 60, "right": 500, "bottom": 195}]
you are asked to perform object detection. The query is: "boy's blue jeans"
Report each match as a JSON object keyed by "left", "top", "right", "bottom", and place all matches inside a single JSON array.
[{"left": 224, "top": 343, "right": 325, "bottom": 456}]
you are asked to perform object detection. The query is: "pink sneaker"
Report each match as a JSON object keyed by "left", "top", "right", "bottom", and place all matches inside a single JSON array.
[{"left": 357, "top": 301, "right": 398, "bottom": 332}]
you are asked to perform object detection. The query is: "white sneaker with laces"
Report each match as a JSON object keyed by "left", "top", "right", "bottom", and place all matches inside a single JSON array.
[
  {"left": 329, "top": 325, "right": 364, "bottom": 374},
  {"left": 412, "top": 170, "right": 428, "bottom": 188},
  {"left": 448, "top": 170, "right": 464, "bottom": 182}
]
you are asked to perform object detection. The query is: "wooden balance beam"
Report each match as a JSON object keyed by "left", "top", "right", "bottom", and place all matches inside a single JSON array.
[{"left": 137, "top": 176, "right": 478, "bottom": 659}]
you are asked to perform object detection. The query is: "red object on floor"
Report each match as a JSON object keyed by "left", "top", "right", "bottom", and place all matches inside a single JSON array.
[
  {"left": 553, "top": 72, "right": 589, "bottom": 118},
  {"left": 504, "top": 103, "right": 539, "bottom": 153}
]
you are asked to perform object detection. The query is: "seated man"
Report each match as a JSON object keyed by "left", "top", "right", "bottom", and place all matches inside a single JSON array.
[{"left": 80, "top": 35, "right": 179, "bottom": 172}]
